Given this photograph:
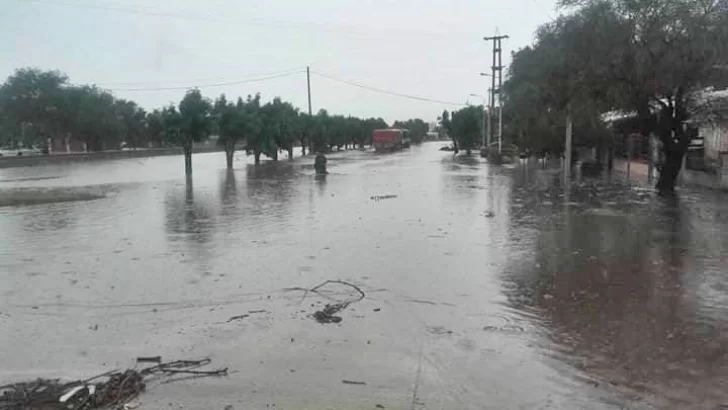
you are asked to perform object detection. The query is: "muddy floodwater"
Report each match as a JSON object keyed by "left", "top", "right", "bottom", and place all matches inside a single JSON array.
[{"left": 2, "top": 143, "right": 728, "bottom": 409}]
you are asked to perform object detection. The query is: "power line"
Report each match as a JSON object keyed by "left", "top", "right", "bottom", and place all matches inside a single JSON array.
[
  {"left": 311, "top": 71, "right": 465, "bottom": 107},
  {"left": 95, "top": 67, "right": 306, "bottom": 87},
  {"left": 19, "top": 0, "right": 476, "bottom": 42},
  {"left": 106, "top": 70, "right": 304, "bottom": 92},
  {"left": 23, "top": 0, "right": 233, "bottom": 25}
]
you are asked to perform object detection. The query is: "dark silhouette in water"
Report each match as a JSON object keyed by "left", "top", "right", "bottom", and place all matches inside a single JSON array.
[{"left": 314, "top": 152, "right": 328, "bottom": 175}]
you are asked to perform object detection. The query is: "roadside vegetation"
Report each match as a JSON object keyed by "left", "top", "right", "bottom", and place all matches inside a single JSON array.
[
  {"left": 0, "top": 68, "right": 435, "bottom": 173},
  {"left": 438, "top": 107, "right": 483, "bottom": 154},
  {"left": 500, "top": 0, "right": 728, "bottom": 193}
]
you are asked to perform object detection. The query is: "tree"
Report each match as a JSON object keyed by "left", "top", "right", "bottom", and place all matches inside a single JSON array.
[
  {"left": 63, "top": 85, "right": 124, "bottom": 151},
  {"left": 542, "top": 0, "right": 728, "bottom": 192},
  {"left": 328, "top": 115, "right": 349, "bottom": 150},
  {"left": 452, "top": 106, "right": 482, "bottom": 154},
  {"left": 264, "top": 97, "right": 299, "bottom": 160},
  {"left": 115, "top": 99, "right": 147, "bottom": 149},
  {"left": 178, "top": 89, "right": 212, "bottom": 175},
  {"left": 309, "top": 109, "right": 330, "bottom": 153},
  {"left": 0, "top": 68, "right": 68, "bottom": 148},
  {"left": 146, "top": 109, "right": 165, "bottom": 147},
  {"left": 160, "top": 105, "right": 183, "bottom": 147},
  {"left": 393, "top": 118, "right": 429, "bottom": 144},
  {"left": 243, "top": 94, "right": 276, "bottom": 165},
  {"left": 439, "top": 110, "right": 452, "bottom": 144}
]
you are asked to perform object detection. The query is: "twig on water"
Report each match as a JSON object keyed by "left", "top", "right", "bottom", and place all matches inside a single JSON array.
[
  {"left": 0, "top": 357, "right": 226, "bottom": 410},
  {"left": 288, "top": 280, "right": 366, "bottom": 324}
]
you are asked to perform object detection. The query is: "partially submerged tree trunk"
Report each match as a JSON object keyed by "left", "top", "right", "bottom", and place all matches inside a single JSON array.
[
  {"left": 655, "top": 92, "right": 689, "bottom": 195},
  {"left": 224, "top": 140, "right": 235, "bottom": 169},
  {"left": 183, "top": 140, "right": 193, "bottom": 175},
  {"left": 656, "top": 140, "right": 687, "bottom": 194},
  {"left": 288, "top": 147, "right": 294, "bottom": 160},
  {"left": 254, "top": 150, "right": 261, "bottom": 165}
]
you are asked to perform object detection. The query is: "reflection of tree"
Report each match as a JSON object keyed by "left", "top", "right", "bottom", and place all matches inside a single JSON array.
[
  {"left": 244, "top": 163, "right": 296, "bottom": 224},
  {"left": 315, "top": 174, "right": 327, "bottom": 197},
  {"left": 164, "top": 176, "right": 215, "bottom": 269},
  {"left": 502, "top": 190, "right": 728, "bottom": 406},
  {"left": 440, "top": 155, "right": 484, "bottom": 203},
  {"left": 220, "top": 169, "right": 237, "bottom": 203},
  {"left": 21, "top": 206, "right": 75, "bottom": 232},
  {"left": 218, "top": 169, "right": 240, "bottom": 222}
]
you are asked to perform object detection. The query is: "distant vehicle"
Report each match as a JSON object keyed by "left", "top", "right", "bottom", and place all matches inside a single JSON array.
[{"left": 372, "top": 128, "right": 409, "bottom": 152}]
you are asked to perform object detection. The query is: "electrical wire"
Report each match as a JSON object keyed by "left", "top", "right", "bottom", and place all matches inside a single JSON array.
[
  {"left": 22, "top": 0, "right": 233, "bottom": 25},
  {"left": 105, "top": 70, "right": 305, "bottom": 92},
  {"left": 95, "top": 67, "right": 306, "bottom": 87},
  {"left": 18, "top": 0, "right": 387, "bottom": 38},
  {"left": 311, "top": 71, "right": 466, "bottom": 107},
  {"left": 19, "top": 0, "right": 472, "bottom": 41}
]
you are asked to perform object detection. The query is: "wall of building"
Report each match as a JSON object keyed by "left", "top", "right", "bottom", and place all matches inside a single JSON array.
[{"left": 700, "top": 120, "right": 728, "bottom": 162}]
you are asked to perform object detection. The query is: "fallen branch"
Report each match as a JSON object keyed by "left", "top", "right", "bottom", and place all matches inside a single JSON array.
[
  {"left": 135, "top": 356, "right": 161, "bottom": 364},
  {"left": 304, "top": 280, "right": 366, "bottom": 324},
  {"left": 0, "top": 358, "right": 226, "bottom": 410}
]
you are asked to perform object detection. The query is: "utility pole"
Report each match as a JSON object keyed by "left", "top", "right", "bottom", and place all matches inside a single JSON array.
[
  {"left": 484, "top": 34, "right": 508, "bottom": 153},
  {"left": 565, "top": 104, "right": 573, "bottom": 180},
  {"left": 486, "top": 106, "right": 491, "bottom": 150},
  {"left": 305, "top": 66, "right": 312, "bottom": 155},
  {"left": 307, "top": 66, "right": 312, "bottom": 116},
  {"left": 482, "top": 107, "right": 486, "bottom": 147}
]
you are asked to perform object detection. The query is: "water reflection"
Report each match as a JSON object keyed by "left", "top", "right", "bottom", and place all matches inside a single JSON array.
[
  {"left": 165, "top": 176, "right": 214, "bottom": 244},
  {"left": 220, "top": 169, "right": 238, "bottom": 205},
  {"left": 244, "top": 163, "right": 297, "bottom": 227},
  {"left": 503, "top": 176, "right": 728, "bottom": 407}
]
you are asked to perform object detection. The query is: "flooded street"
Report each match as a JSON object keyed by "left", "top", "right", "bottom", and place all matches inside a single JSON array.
[{"left": 1, "top": 143, "right": 728, "bottom": 409}]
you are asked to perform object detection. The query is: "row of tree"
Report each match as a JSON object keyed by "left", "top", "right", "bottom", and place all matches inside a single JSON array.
[
  {"left": 501, "top": 0, "right": 728, "bottom": 192},
  {"left": 0, "top": 68, "right": 435, "bottom": 173}
]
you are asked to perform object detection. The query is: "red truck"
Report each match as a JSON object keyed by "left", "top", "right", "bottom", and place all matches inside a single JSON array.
[{"left": 372, "top": 128, "right": 410, "bottom": 152}]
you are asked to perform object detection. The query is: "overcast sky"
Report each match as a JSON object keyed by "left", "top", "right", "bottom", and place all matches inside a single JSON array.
[{"left": 2, "top": 0, "right": 558, "bottom": 124}]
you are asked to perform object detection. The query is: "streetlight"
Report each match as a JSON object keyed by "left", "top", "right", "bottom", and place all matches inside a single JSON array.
[{"left": 470, "top": 94, "right": 488, "bottom": 148}]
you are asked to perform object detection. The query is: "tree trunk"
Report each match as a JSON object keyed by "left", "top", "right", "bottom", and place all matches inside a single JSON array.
[
  {"left": 225, "top": 140, "right": 235, "bottom": 169},
  {"left": 656, "top": 144, "right": 686, "bottom": 194},
  {"left": 301, "top": 141, "right": 306, "bottom": 156},
  {"left": 272, "top": 150, "right": 278, "bottom": 161},
  {"left": 655, "top": 93, "right": 689, "bottom": 195},
  {"left": 254, "top": 150, "right": 261, "bottom": 165},
  {"left": 183, "top": 141, "right": 193, "bottom": 175},
  {"left": 288, "top": 147, "right": 294, "bottom": 160}
]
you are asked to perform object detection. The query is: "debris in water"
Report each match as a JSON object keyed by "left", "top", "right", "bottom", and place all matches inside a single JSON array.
[
  {"left": 135, "top": 356, "right": 161, "bottom": 363},
  {"left": 484, "top": 211, "right": 495, "bottom": 218},
  {"left": 313, "top": 305, "right": 344, "bottom": 324},
  {"left": 226, "top": 314, "right": 250, "bottom": 322},
  {"left": 0, "top": 358, "right": 226, "bottom": 410},
  {"left": 341, "top": 380, "right": 367, "bottom": 385},
  {"left": 286, "top": 280, "right": 366, "bottom": 324},
  {"left": 426, "top": 326, "right": 454, "bottom": 335},
  {"left": 370, "top": 195, "right": 397, "bottom": 201}
]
